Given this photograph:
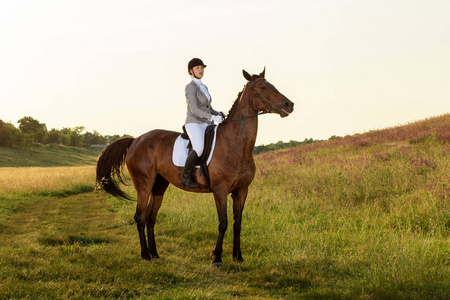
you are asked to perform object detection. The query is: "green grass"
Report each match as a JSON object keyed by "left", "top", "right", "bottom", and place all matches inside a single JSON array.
[
  {"left": 0, "top": 166, "right": 96, "bottom": 223},
  {"left": 0, "top": 114, "right": 449, "bottom": 299},
  {"left": 0, "top": 143, "right": 100, "bottom": 167}
]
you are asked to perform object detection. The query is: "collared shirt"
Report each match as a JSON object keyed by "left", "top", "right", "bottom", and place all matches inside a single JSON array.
[{"left": 192, "top": 77, "right": 211, "bottom": 101}]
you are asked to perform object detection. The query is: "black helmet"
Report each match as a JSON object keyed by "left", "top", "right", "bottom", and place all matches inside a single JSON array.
[{"left": 188, "top": 58, "right": 206, "bottom": 75}]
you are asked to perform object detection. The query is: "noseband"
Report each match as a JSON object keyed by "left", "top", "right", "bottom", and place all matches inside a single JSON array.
[{"left": 222, "top": 78, "right": 274, "bottom": 123}]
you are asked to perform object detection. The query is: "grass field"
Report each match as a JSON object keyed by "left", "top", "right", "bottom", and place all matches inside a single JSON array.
[
  {"left": 0, "top": 144, "right": 99, "bottom": 167},
  {"left": 0, "top": 114, "right": 449, "bottom": 299}
]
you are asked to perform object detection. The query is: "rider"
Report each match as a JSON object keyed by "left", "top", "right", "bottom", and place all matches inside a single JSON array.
[{"left": 182, "top": 58, "right": 224, "bottom": 188}]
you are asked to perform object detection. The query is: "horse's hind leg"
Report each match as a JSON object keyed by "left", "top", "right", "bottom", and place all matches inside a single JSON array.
[
  {"left": 147, "top": 174, "right": 169, "bottom": 258},
  {"left": 134, "top": 176, "right": 155, "bottom": 261}
]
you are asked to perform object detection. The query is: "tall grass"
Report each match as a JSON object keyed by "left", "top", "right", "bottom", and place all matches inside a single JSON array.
[
  {"left": 0, "top": 114, "right": 448, "bottom": 299},
  {"left": 0, "top": 166, "right": 95, "bottom": 221},
  {"left": 248, "top": 114, "right": 450, "bottom": 297},
  {"left": 0, "top": 166, "right": 95, "bottom": 196},
  {"left": 99, "top": 114, "right": 449, "bottom": 298}
]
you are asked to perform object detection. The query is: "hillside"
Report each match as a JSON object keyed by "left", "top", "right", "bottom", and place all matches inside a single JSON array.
[
  {"left": 253, "top": 112, "right": 449, "bottom": 231},
  {"left": 0, "top": 144, "right": 100, "bottom": 167},
  {"left": 256, "top": 113, "right": 450, "bottom": 163},
  {"left": 1, "top": 114, "right": 448, "bottom": 168},
  {"left": 0, "top": 114, "right": 448, "bottom": 299},
  {"left": 255, "top": 113, "right": 450, "bottom": 203},
  {"left": 247, "top": 114, "right": 450, "bottom": 297}
]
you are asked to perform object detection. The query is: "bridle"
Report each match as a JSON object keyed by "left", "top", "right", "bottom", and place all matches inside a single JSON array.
[{"left": 222, "top": 78, "right": 277, "bottom": 123}]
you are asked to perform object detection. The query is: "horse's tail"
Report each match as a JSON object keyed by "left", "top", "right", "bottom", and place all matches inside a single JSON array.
[{"left": 96, "top": 137, "right": 135, "bottom": 200}]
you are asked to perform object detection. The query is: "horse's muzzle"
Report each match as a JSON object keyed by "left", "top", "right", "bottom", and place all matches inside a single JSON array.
[{"left": 277, "top": 100, "right": 294, "bottom": 118}]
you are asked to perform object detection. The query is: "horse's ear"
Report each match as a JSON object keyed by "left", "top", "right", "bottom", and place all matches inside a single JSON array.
[
  {"left": 243, "top": 70, "right": 252, "bottom": 81},
  {"left": 260, "top": 67, "right": 266, "bottom": 78}
]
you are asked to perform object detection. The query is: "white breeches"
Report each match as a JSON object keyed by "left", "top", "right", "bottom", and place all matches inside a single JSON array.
[{"left": 185, "top": 123, "right": 209, "bottom": 156}]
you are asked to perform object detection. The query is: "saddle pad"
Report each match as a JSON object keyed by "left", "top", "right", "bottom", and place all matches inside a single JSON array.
[{"left": 172, "top": 125, "right": 218, "bottom": 167}]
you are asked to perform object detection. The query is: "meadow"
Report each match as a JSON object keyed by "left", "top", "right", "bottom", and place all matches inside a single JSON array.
[
  {"left": 0, "top": 114, "right": 449, "bottom": 299},
  {"left": 0, "top": 144, "right": 100, "bottom": 167}
]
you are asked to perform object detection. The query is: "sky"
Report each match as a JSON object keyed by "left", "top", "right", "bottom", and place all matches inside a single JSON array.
[{"left": 1, "top": 0, "right": 449, "bottom": 145}]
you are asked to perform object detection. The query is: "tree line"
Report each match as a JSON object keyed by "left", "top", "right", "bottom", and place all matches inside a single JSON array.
[
  {"left": 1, "top": 116, "right": 317, "bottom": 153},
  {"left": 0, "top": 116, "right": 132, "bottom": 148},
  {"left": 253, "top": 138, "right": 317, "bottom": 154}
]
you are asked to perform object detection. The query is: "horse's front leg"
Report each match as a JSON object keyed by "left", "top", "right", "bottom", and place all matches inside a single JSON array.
[
  {"left": 231, "top": 187, "right": 248, "bottom": 262},
  {"left": 211, "top": 190, "right": 228, "bottom": 267}
]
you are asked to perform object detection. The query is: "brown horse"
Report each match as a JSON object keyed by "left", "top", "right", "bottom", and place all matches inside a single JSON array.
[{"left": 96, "top": 68, "right": 294, "bottom": 266}]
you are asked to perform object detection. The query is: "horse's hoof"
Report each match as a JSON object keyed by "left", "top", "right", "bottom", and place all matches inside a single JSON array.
[
  {"left": 142, "top": 255, "right": 153, "bottom": 262},
  {"left": 233, "top": 257, "right": 245, "bottom": 263},
  {"left": 212, "top": 262, "right": 223, "bottom": 268}
]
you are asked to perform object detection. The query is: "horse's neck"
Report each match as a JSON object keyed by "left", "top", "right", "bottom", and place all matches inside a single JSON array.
[{"left": 222, "top": 87, "right": 258, "bottom": 156}]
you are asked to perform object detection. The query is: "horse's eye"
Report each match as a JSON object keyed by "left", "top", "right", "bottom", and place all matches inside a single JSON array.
[{"left": 260, "top": 86, "right": 266, "bottom": 90}]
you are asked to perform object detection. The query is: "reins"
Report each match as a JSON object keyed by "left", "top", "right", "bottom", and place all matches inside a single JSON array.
[
  {"left": 222, "top": 78, "right": 273, "bottom": 123},
  {"left": 221, "top": 111, "right": 270, "bottom": 123}
]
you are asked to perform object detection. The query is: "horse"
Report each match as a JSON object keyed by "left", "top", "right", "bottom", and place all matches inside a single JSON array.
[{"left": 96, "top": 68, "right": 294, "bottom": 266}]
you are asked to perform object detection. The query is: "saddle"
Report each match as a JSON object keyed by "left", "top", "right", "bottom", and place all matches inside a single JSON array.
[{"left": 181, "top": 124, "right": 216, "bottom": 186}]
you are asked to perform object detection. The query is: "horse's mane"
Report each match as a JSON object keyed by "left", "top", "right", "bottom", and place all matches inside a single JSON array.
[
  {"left": 223, "top": 75, "right": 262, "bottom": 121},
  {"left": 224, "top": 90, "right": 243, "bottom": 121}
]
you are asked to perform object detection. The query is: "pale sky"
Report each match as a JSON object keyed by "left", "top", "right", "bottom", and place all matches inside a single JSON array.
[{"left": 1, "top": 0, "right": 449, "bottom": 145}]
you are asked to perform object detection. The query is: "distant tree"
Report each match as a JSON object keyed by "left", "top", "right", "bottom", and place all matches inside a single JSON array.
[
  {"left": 302, "top": 138, "right": 315, "bottom": 145},
  {"left": 2, "top": 118, "right": 133, "bottom": 149},
  {"left": 72, "top": 126, "right": 85, "bottom": 147},
  {"left": 59, "top": 126, "right": 86, "bottom": 147},
  {"left": 61, "top": 134, "right": 70, "bottom": 146},
  {"left": 17, "top": 116, "right": 45, "bottom": 142},
  {"left": 73, "top": 126, "right": 85, "bottom": 134},
  {"left": 60, "top": 127, "right": 72, "bottom": 135},
  {"left": 81, "top": 131, "right": 94, "bottom": 147},
  {"left": 45, "top": 129, "right": 62, "bottom": 144},
  {"left": 0, "top": 120, "right": 9, "bottom": 146},
  {"left": 94, "top": 131, "right": 108, "bottom": 144},
  {"left": 93, "top": 130, "right": 106, "bottom": 144},
  {"left": 253, "top": 138, "right": 318, "bottom": 154},
  {"left": 0, "top": 120, "right": 23, "bottom": 147},
  {"left": 69, "top": 132, "right": 78, "bottom": 147},
  {"left": 105, "top": 134, "right": 121, "bottom": 143},
  {"left": 81, "top": 130, "right": 108, "bottom": 147}
]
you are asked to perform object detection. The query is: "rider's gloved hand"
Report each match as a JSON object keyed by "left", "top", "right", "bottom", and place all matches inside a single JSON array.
[{"left": 211, "top": 115, "right": 223, "bottom": 124}]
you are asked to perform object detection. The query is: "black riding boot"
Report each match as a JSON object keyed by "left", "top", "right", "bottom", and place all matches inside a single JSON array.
[{"left": 181, "top": 150, "right": 199, "bottom": 189}]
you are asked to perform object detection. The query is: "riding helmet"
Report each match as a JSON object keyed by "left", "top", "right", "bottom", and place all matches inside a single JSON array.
[{"left": 188, "top": 58, "right": 207, "bottom": 75}]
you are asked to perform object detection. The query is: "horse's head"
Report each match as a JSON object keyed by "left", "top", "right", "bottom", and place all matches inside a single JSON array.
[{"left": 243, "top": 68, "right": 294, "bottom": 118}]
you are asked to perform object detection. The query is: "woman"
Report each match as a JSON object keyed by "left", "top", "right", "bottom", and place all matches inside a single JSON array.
[{"left": 182, "top": 58, "right": 224, "bottom": 189}]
